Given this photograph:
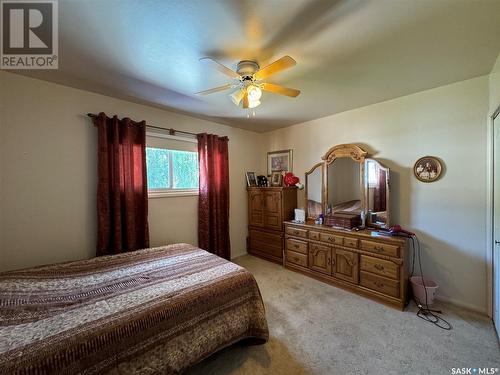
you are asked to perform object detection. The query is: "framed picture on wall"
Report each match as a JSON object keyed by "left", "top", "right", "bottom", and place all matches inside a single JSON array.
[
  {"left": 413, "top": 156, "right": 443, "bottom": 183},
  {"left": 267, "top": 149, "right": 293, "bottom": 175}
]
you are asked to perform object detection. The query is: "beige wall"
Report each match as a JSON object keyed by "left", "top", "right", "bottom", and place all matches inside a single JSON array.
[
  {"left": 489, "top": 52, "right": 500, "bottom": 115},
  {"left": 0, "top": 71, "right": 263, "bottom": 271},
  {"left": 265, "top": 76, "right": 490, "bottom": 313}
]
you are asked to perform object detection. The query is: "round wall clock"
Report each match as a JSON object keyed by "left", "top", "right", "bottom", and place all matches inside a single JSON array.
[{"left": 413, "top": 156, "right": 442, "bottom": 183}]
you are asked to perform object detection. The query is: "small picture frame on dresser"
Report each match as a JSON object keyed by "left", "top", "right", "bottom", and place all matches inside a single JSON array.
[
  {"left": 246, "top": 172, "right": 257, "bottom": 186},
  {"left": 270, "top": 171, "right": 283, "bottom": 187}
]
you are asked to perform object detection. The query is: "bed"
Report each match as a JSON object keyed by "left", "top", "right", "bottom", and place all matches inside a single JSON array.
[{"left": 0, "top": 243, "right": 269, "bottom": 374}]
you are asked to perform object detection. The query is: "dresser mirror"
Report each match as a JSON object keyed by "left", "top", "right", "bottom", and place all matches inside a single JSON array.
[
  {"left": 365, "top": 159, "right": 390, "bottom": 228},
  {"left": 305, "top": 163, "right": 323, "bottom": 219},
  {"left": 326, "top": 157, "right": 363, "bottom": 214},
  {"left": 304, "top": 144, "right": 390, "bottom": 229}
]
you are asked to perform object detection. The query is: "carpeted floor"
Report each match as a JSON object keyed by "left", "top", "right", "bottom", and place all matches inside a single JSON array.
[{"left": 186, "top": 255, "right": 500, "bottom": 375}]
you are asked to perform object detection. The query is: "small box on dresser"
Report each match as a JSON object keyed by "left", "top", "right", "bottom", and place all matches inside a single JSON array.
[
  {"left": 324, "top": 212, "right": 361, "bottom": 229},
  {"left": 284, "top": 221, "right": 408, "bottom": 310}
]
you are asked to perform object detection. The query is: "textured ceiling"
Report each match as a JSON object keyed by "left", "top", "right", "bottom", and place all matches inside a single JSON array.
[{"left": 13, "top": 0, "right": 500, "bottom": 132}]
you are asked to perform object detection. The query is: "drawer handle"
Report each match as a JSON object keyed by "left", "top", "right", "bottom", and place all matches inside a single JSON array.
[
  {"left": 293, "top": 231, "right": 300, "bottom": 235},
  {"left": 328, "top": 236, "right": 336, "bottom": 242},
  {"left": 294, "top": 244, "right": 300, "bottom": 249},
  {"left": 374, "top": 264, "right": 385, "bottom": 271},
  {"left": 373, "top": 245, "right": 384, "bottom": 252},
  {"left": 293, "top": 257, "right": 300, "bottom": 262},
  {"left": 374, "top": 281, "right": 385, "bottom": 288}
]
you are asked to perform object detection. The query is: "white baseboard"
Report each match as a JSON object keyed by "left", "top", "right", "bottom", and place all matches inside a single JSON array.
[
  {"left": 436, "top": 295, "right": 489, "bottom": 317},
  {"left": 231, "top": 250, "right": 248, "bottom": 260}
]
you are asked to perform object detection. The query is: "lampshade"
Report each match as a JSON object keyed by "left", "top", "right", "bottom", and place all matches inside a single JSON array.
[
  {"left": 248, "top": 99, "right": 261, "bottom": 109},
  {"left": 247, "top": 85, "right": 262, "bottom": 101},
  {"left": 229, "top": 88, "right": 245, "bottom": 105}
]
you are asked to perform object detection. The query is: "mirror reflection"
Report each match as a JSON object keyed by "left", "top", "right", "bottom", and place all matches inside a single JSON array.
[
  {"left": 366, "top": 159, "right": 389, "bottom": 226},
  {"left": 306, "top": 165, "right": 322, "bottom": 218},
  {"left": 326, "top": 158, "right": 361, "bottom": 214}
]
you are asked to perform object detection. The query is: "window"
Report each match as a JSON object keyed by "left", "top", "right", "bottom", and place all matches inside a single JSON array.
[
  {"left": 146, "top": 132, "right": 199, "bottom": 197},
  {"left": 367, "top": 160, "right": 378, "bottom": 188}
]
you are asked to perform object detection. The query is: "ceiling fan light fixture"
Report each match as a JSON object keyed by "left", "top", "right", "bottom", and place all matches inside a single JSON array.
[
  {"left": 247, "top": 84, "right": 262, "bottom": 101},
  {"left": 248, "top": 99, "right": 261, "bottom": 109},
  {"left": 197, "top": 56, "right": 299, "bottom": 115},
  {"left": 229, "top": 89, "right": 245, "bottom": 105}
]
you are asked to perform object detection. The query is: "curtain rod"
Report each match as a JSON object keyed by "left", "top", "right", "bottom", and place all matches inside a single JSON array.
[{"left": 86, "top": 113, "right": 198, "bottom": 137}]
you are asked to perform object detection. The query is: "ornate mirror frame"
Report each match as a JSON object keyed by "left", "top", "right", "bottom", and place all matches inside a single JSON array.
[
  {"left": 303, "top": 143, "right": 391, "bottom": 228},
  {"left": 322, "top": 144, "right": 367, "bottom": 215},
  {"left": 304, "top": 162, "right": 324, "bottom": 220}
]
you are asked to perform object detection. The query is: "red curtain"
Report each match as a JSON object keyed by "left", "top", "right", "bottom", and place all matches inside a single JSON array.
[
  {"left": 93, "top": 112, "right": 149, "bottom": 256},
  {"left": 373, "top": 169, "right": 387, "bottom": 212},
  {"left": 197, "top": 133, "right": 230, "bottom": 260}
]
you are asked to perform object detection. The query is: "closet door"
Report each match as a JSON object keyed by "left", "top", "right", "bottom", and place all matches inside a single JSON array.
[
  {"left": 493, "top": 108, "right": 500, "bottom": 338},
  {"left": 263, "top": 190, "right": 282, "bottom": 230}
]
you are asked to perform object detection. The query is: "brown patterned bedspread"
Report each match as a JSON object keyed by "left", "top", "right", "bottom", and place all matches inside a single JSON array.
[{"left": 0, "top": 243, "right": 269, "bottom": 374}]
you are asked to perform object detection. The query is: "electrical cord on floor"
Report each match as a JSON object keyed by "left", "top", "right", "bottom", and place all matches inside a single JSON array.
[{"left": 407, "top": 234, "right": 453, "bottom": 331}]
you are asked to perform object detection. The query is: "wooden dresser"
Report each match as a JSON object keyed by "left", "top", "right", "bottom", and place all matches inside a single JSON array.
[
  {"left": 284, "top": 221, "right": 408, "bottom": 309},
  {"left": 247, "top": 187, "right": 297, "bottom": 264}
]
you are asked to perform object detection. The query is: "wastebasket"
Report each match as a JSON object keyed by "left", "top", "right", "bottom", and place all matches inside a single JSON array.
[{"left": 410, "top": 276, "right": 438, "bottom": 305}]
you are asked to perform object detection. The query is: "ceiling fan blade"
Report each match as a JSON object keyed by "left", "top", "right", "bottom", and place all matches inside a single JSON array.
[
  {"left": 199, "top": 57, "right": 240, "bottom": 79},
  {"left": 254, "top": 55, "right": 296, "bottom": 80},
  {"left": 261, "top": 82, "right": 301, "bottom": 97},
  {"left": 195, "top": 83, "right": 233, "bottom": 95},
  {"left": 242, "top": 92, "right": 249, "bottom": 109}
]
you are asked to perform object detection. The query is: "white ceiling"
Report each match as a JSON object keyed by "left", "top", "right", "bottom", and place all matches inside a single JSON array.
[{"left": 15, "top": 0, "right": 500, "bottom": 132}]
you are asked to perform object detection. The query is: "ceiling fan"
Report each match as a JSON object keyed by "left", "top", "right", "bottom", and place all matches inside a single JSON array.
[{"left": 195, "top": 56, "right": 301, "bottom": 110}]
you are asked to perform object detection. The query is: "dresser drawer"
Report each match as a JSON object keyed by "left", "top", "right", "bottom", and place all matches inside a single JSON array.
[
  {"left": 250, "top": 229, "right": 282, "bottom": 245},
  {"left": 360, "top": 255, "right": 399, "bottom": 280},
  {"left": 309, "top": 231, "right": 320, "bottom": 240},
  {"left": 360, "top": 271, "right": 400, "bottom": 298},
  {"left": 286, "top": 250, "right": 308, "bottom": 268},
  {"left": 286, "top": 238, "right": 308, "bottom": 255},
  {"left": 319, "top": 232, "right": 343, "bottom": 245},
  {"left": 249, "top": 229, "right": 283, "bottom": 259},
  {"left": 360, "top": 240, "right": 400, "bottom": 258},
  {"left": 343, "top": 237, "right": 359, "bottom": 249},
  {"left": 286, "top": 226, "right": 308, "bottom": 239}
]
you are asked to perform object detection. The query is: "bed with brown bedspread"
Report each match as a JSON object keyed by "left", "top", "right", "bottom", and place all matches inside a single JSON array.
[{"left": 0, "top": 243, "right": 269, "bottom": 374}]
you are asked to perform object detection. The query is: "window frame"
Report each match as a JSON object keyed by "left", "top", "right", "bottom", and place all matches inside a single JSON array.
[{"left": 146, "top": 132, "right": 199, "bottom": 198}]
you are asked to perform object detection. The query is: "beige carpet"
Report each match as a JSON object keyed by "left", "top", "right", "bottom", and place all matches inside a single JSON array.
[{"left": 186, "top": 255, "right": 500, "bottom": 375}]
